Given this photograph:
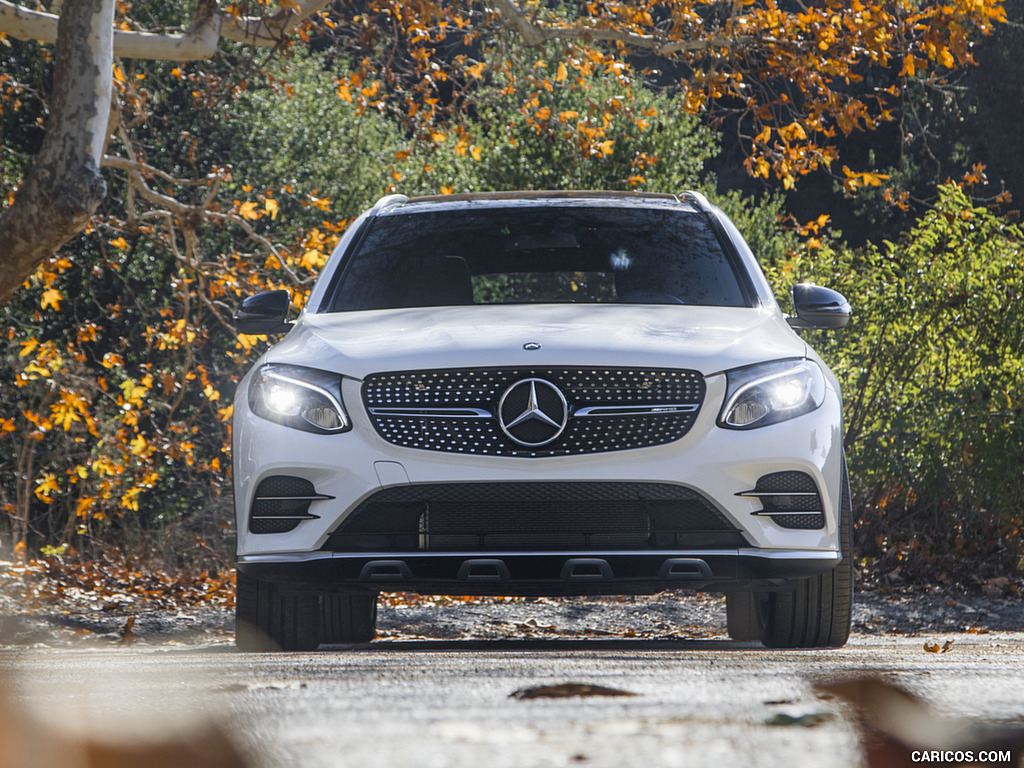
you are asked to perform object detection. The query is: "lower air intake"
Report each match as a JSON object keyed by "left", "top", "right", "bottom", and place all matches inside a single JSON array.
[{"left": 322, "top": 482, "right": 748, "bottom": 552}]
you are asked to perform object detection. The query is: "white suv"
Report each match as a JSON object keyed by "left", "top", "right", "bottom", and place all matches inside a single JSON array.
[{"left": 232, "top": 191, "right": 853, "bottom": 650}]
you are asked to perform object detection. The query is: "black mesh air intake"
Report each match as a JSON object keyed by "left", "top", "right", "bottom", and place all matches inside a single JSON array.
[
  {"left": 750, "top": 471, "right": 825, "bottom": 530},
  {"left": 322, "top": 481, "right": 749, "bottom": 552},
  {"left": 249, "top": 475, "right": 321, "bottom": 534}
]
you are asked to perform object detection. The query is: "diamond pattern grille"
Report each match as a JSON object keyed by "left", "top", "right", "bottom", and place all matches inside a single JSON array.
[{"left": 362, "top": 367, "right": 705, "bottom": 456}]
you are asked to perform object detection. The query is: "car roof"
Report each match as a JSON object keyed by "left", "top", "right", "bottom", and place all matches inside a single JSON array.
[{"left": 376, "top": 190, "right": 703, "bottom": 215}]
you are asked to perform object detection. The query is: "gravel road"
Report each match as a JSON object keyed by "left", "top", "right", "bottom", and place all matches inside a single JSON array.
[
  {"left": 2, "top": 588, "right": 1023, "bottom": 768},
  {"left": 3, "top": 631, "right": 1024, "bottom": 768}
]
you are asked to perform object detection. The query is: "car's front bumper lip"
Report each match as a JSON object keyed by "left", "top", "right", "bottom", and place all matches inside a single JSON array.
[{"left": 236, "top": 548, "right": 841, "bottom": 596}]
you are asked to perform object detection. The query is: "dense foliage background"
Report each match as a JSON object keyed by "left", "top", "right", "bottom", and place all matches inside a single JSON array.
[{"left": 2, "top": 0, "right": 1022, "bottom": 589}]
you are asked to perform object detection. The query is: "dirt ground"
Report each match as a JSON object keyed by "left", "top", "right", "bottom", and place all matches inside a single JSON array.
[{"left": 1, "top": 584, "right": 1021, "bottom": 648}]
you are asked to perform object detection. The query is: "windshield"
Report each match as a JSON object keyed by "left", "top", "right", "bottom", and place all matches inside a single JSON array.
[{"left": 326, "top": 205, "right": 752, "bottom": 311}]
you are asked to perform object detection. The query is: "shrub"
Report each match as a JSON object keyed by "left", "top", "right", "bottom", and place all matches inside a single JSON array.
[{"left": 768, "top": 184, "right": 1024, "bottom": 580}]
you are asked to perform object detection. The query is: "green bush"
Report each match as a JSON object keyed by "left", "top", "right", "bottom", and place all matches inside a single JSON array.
[{"left": 768, "top": 184, "right": 1024, "bottom": 579}]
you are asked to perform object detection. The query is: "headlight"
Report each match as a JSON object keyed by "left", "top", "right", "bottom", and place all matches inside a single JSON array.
[
  {"left": 249, "top": 364, "right": 350, "bottom": 434},
  {"left": 719, "top": 359, "right": 825, "bottom": 429}
]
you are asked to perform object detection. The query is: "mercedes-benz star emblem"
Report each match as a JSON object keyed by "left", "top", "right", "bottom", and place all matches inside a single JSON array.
[{"left": 498, "top": 378, "right": 568, "bottom": 447}]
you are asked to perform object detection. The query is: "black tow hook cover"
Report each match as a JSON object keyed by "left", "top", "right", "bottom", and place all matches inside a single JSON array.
[{"left": 560, "top": 558, "right": 614, "bottom": 581}]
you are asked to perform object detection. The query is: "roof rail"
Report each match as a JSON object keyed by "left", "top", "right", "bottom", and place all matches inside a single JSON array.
[
  {"left": 679, "top": 190, "right": 714, "bottom": 213},
  {"left": 369, "top": 194, "right": 409, "bottom": 215}
]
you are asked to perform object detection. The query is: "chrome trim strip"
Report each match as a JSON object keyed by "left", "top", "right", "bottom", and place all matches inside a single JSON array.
[
  {"left": 750, "top": 510, "right": 824, "bottom": 517},
  {"left": 368, "top": 407, "right": 492, "bottom": 419},
  {"left": 238, "top": 548, "right": 840, "bottom": 563},
  {"left": 573, "top": 403, "right": 700, "bottom": 417},
  {"left": 255, "top": 494, "right": 335, "bottom": 502},
  {"left": 240, "top": 552, "right": 338, "bottom": 563},
  {"left": 738, "top": 549, "right": 839, "bottom": 562},
  {"left": 251, "top": 514, "right": 321, "bottom": 520},
  {"left": 736, "top": 490, "right": 818, "bottom": 498}
]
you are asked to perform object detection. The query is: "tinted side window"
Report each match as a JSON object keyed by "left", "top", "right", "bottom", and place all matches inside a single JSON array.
[{"left": 327, "top": 206, "right": 751, "bottom": 310}]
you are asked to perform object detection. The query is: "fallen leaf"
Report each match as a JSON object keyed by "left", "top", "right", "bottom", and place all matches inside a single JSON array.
[
  {"left": 0, "top": 672, "right": 251, "bottom": 768},
  {"left": 766, "top": 712, "right": 836, "bottom": 727},
  {"left": 511, "top": 683, "right": 637, "bottom": 700},
  {"left": 816, "top": 676, "right": 1024, "bottom": 768},
  {"left": 120, "top": 616, "right": 137, "bottom": 645}
]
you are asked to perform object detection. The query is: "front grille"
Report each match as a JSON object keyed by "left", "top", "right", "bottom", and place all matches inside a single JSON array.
[
  {"left": 321, "top": 482, "right": 748, "bottom": 552},
  {"left": 746, "top": 471, "right": 825, "bottom": 530},
  {"left": 362, "top": 367, "right": 705, "bottom": 457},
  {"left": 249, "top": 475, "right": 324, "bottom": 534}
]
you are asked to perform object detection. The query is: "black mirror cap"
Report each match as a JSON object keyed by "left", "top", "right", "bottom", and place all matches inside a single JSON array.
[
  {"left": 787, "top": 283, "right": 851, "bottom": 330},
  {"left": 234, "top": 290, "right": 294, "bottom": 335}
]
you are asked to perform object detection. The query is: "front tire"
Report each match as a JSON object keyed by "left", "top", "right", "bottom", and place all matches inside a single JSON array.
[
  {"left": 321, "top": 591, "right": 378, "bottom": 644},
  {"left": 725, "top": 591, "right": 761, "bottom": 641},
  {"left": 726, "top": 457, "right": 854, "bottom": 648},
  {"left": 235, "top": 570, "right": 321, "bottom": 652},
  {"left": 757, "top": 457, "right": 854, "bottom": 648}
]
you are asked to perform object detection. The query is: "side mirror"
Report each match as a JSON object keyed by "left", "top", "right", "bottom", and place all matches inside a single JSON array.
[
  {"left": 787, "top": 283, "right": 851, "bottom": 330},
  {"left": 234, "top": 290, "right": 294, "bottom": 335}
]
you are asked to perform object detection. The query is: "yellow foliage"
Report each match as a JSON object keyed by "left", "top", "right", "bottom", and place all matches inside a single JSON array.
[
  {"left": 34, "top": 473, "right": 59, "bottom": 503},
  {"left": 76, "top": 496, "right": 95, "bottom": 518},
  {"left": 238, "top": 201, "right": 261, "bottom": 220},
  {"left": 120, "top": 487, "right": 142, "bottom": 512},
  {"left": 40, "top": 288, "right": 62, "bottom": 311},
  {"left": 300, "top": 248, "right": 327, "bottom": 270}
]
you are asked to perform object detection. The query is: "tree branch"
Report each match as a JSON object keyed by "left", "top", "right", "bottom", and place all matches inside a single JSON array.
[
  {"left": 489, "top": 0, "right": 748, "bottom": 54},
  {"left": 0, "top": 0, "right": 331, "bottom": 61},
  {"left": 219, "top": 0, "right": 330, "bottom": 48},
  {"left": 101, "top": 153, "right": 309, "bottom": 287}
]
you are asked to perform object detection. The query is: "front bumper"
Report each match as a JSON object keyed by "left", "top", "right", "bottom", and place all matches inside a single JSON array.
[
  {"left": 234, "top": 369, "right": 846, "bottom": 595},
  {"left": 237, "top": 548, "right": 842, "bottom": 596}
]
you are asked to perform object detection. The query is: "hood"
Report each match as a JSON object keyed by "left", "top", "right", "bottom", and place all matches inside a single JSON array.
[{"left": 264, "top": 304, "right": 806, "bottom": 380}]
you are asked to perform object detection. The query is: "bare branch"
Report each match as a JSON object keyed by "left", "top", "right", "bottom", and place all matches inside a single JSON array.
[
  {"left": 101, "top": 154, "right": 222, "bottom": 188},
  {"left": 102, "top": 155, "right": 194, "bottom": 217},
  {"left": 102, "top": 153, "right": 309, "bottom": 287},
  {"left": 489, "top": 0, "right": 749, "bottom": 54},
  {"left": 0, "top": 0, "right": 331, "bottom": 61},
  {"left": 219, "top": 0, "right": 331, "bottom": 48},
  {"left": 0, "top": 0, "right": 218, "bottom": 60}
]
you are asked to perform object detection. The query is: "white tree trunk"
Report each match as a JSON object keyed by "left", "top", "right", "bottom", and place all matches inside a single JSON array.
[{"left": 0, "top": 0, "right": 114, "bottom": 303}]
